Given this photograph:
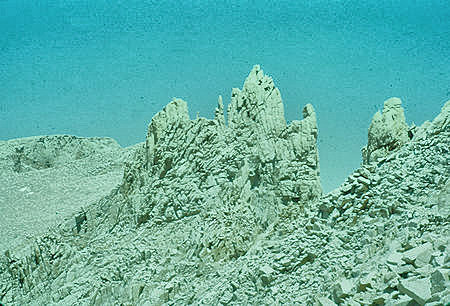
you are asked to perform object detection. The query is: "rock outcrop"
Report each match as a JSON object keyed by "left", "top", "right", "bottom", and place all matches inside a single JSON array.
[
  {"left": 317, "top": 100, "right": 449, "bottom": 305},
  {"left": 120, "top": 65, "right": 321, "bottom": 262},
  {"left": 362, "top": 97, "right": 410, "bottom": 164},
  {"left": 0, "top": 67, "right": 448, "bottom": 305},
  {"left": 122, "top": 65, "right": 321, "bottom": 206},
  {"left": 0, "top": 65, "right": 324, "bottom": 305}
]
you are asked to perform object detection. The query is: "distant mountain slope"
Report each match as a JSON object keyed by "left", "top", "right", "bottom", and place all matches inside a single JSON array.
[{"left": 0, "top": 135, "right": 137, "bottom": 252}]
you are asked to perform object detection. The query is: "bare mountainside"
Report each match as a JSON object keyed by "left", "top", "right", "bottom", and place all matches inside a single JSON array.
[
  {"left": 0, "top": 136, "right": 138, "bottom": 252},
  {"left": 0, "top": 66, "right": 449, "bottom": 305}
]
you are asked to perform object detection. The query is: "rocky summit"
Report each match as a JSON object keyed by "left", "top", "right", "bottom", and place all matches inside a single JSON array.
[{"left": 0, "top": 66, "right": 449, "bottom": 305}]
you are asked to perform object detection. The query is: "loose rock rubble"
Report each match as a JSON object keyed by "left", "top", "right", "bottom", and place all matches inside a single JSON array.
[{"left": 0, "top": 66, "right": 448, "bottom": 305}]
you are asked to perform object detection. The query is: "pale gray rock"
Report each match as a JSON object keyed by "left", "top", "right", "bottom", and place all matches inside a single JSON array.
[
  {"left": 316, "top": 296, "right": 338, "bottom": 306},
  {"left": 402, "top": 242, "right": 433, "bottom": 267},
  {"left": 1, "top": 67, "right": 449, "bottom": 306},
  {"left": 333, "top": 278, "right": 354, "bottom": 302},
  {"left": 386, "top": 251, "right": 403, "bottom": 266},
  {"left": 362, "top": 97, "right": 410, "bottom": 164},
  {"left": 398, "top": 277, "right": 432, "bottom": 305},
  {"left": 227, "top": 65, "right": 286, "bottom": 135},
  {"left": 259, "top": 264, "right": 276, "bottom": 286}
]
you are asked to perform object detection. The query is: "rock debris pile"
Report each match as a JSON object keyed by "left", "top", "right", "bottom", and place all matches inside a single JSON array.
[{"left": 0, "top": 66, "right": 448, "bottom": 305}]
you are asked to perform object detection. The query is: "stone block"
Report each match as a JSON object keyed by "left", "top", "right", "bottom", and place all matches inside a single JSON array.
[
  {"left": 430, "top": 269, "right": 446, "bottom": 293},
  {"left": 398, "top": 277, "right": 431, "bottom": 305},
  {"left": 259, "top": 264, "right": 276, "bottom": 286},
  {"left": 402, "top": 242, "right": 433, "bottom": 267},
  {"left": 386, "top": 252, "right": 403, "bottom": 266},
  {"left": 316, "top": 296, "right": 337, "bottom": 306},
  {"left": 333, "top": 279, "right": 354, "bottom": 301}
]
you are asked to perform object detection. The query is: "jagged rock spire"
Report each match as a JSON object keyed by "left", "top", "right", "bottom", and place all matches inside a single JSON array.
[
  {"left": 227, "top": 65, "right": 286, "bottom": 135},
  {"left": 118, "top": 65, "right": 322, "bottom": 264},
  {"left": 214, "top": 95, "right": 225, "bottom": 126}
]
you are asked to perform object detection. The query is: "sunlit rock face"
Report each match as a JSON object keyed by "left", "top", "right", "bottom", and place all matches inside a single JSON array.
[
  {"left": 362, "top": 97, "right": 410, "bottom": 165},
  {"left": 1, "top": 67, "right": 448, "bottom": 306},
  {"left": 120, "top": 65, "right": 322, "bottom": 262}
]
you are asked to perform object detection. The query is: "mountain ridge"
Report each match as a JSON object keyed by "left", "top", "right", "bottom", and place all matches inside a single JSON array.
[{"left": 0, "top": 66, "right": 448, "bottom": 305}]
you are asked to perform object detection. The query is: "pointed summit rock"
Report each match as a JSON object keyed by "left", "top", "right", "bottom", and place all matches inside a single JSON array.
[
  {"left": 214, "top": 95, "right": 225, "bottom": 126},
  {"left": 227, "top": 65, "right": 286, "bottom": 135},
  {"left": 145, "top": 98, "right": 190, "bottom": 167}
]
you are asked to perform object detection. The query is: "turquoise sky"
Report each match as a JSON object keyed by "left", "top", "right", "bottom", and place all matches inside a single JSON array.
[{"left": 1, "top": 1, "right": 449, "bottom": 192}]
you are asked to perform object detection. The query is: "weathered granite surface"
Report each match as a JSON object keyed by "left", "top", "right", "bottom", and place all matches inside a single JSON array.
[
  {"left": 362, "top": 97, "right": 411, "bottom": 164},
  {"left": 0, "top": 67, "right": 448, "bottom": 305}
]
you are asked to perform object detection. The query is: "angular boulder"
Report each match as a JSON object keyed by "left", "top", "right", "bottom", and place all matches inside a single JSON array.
[{"left": 398, "top": 278, "right": 432, "bottom": 305}]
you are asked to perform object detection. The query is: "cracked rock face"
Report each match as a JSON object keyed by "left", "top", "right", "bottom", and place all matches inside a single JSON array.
[
  {"left": 123, "top": 64, "right": 321, "bottom": 217},
  {"left": 120, "top": 65, "right": 321, "bottom": 261},
  {"left": 0, "top": 67, "right": 448, "bottom": 306},
  {"left": 362, "top": 97, "right": 410, "bottom": 164}
]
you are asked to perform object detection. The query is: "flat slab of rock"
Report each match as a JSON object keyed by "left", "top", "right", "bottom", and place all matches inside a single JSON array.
[
  {"left": 398, "top": 278, "right": 431, "bottom": 305},
  {"left": 402, "top": 242, "right": 433, "bottom": 267}
]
